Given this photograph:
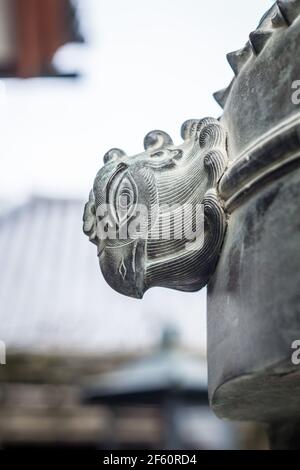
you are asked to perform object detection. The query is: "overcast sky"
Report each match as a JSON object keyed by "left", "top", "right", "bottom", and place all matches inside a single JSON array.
[{"left": 1, "top": 0, "right": 272, "bottom": 201}]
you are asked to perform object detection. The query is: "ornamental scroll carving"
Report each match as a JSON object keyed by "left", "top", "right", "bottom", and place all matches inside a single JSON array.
[{"left": 83, "top": 118, "right": 228, "bottom": 298}]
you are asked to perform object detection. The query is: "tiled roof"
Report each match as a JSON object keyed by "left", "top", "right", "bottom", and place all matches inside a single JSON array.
[{"left": 0, "top": 197, "right": 206, "bottom": 355}]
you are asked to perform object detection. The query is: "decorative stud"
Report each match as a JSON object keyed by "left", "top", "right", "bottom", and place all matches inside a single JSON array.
[
  {"left": 180, "top": 120, "right": 199, "bottom": 140},
  {"left": 271, "top": 5, "right": 289, "bottom": 27},
  {"left": 249, "top": 30, "right": 272, "bottom": 55},
  {"left": 143, "top": 130, "right": 173, "bottom": 152},
  {"left": 227, "top": 45, "right": 251, "bottom": 75},
  {"left": 277, "top": 0, "right": 300, "bottom": 26},
  {"left": 103, "top": 148, "right": 126, "bottom": 164},
  {"left": 213, "top": 85, "right": 231, "bottom": 109}
]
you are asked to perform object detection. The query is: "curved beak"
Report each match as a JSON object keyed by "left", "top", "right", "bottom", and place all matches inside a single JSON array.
[{"left": 98, "top": 240, "right": 146, "bottom": 299}]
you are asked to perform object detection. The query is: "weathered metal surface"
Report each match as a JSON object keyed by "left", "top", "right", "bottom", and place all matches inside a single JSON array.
[
  {"left": 208, "top": 0, "right": 300, "bottom": 423},
  {"left": 208, "top": 167, "right": 300, "bottom": 422}
]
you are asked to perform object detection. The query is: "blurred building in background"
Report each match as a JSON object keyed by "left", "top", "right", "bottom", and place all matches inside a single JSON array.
[
  {"left": 0, "top": 0, "right": 83, "bottom": 78},
  {"left": 0, "top": 197, "right": 267, "bottom": 449},
  {"left": 82, "top": 328, "right": 237, "bottom": 450}
]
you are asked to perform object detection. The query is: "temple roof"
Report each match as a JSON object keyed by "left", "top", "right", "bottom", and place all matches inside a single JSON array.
[
  {"left": 83, "top": 329, "right": 208, "bottom": 405},
  {"left": 0, "top": 196, "right": 206, "bottom": 355}
]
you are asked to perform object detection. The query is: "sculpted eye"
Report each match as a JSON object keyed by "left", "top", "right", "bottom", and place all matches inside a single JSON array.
[
  {"left": 115, "top": 176, "right": 137, "bottom": 220},
  {"left": 106, "top": 171, "right": 137, "bottom": 225}
]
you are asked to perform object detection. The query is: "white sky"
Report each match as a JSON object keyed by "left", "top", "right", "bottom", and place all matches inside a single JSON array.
[{"left": 0, "top": 0, "right": 272, "bottom": 200}]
